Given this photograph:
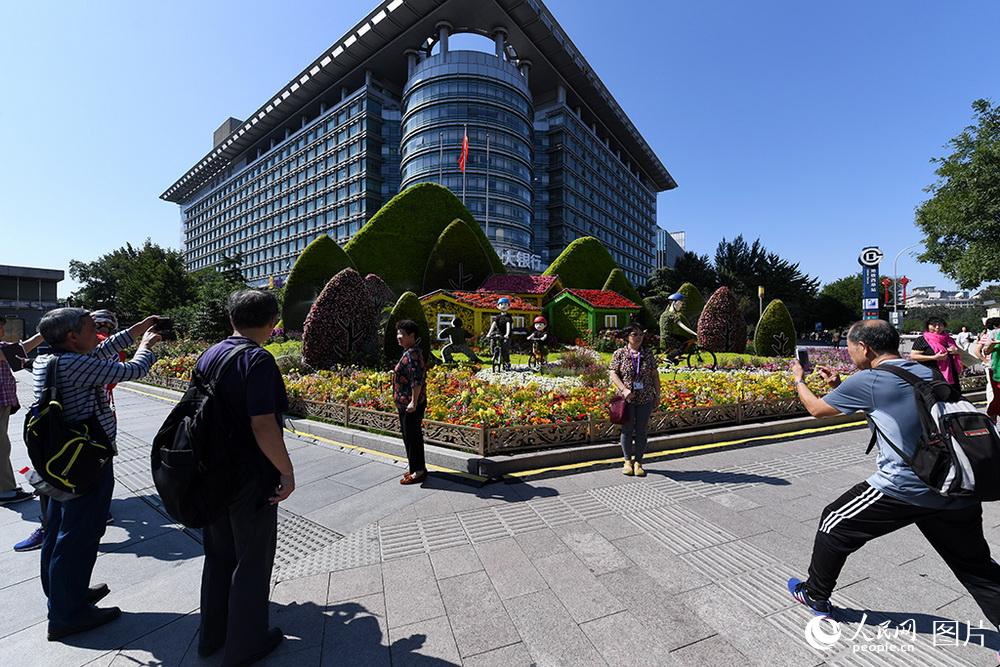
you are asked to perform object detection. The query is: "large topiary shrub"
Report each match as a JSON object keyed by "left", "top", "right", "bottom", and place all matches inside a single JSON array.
[
  {"left": 698, "top": 286, "right": 747, "bottom": 353},
  {"left": 282, "top": 235, "right": 355, "bottom": 333},
  {"left": 754, "top": 299, "right": 797, "bottom": 357},
  {"left": 363, "top": 273, "right": 395, "bottom": 311},
  {"left": 384, "top": 291, "right": 432, "bottom": 368},
  {"left": 302, "top": 268, "right": 379, "bottom": 368},
  {"left": 602, "top": 268, "right": 655, "bottom": 331},
  {"left": 423, "top": 219, "right": 495, "bottom": 293},
  {"left": 345, "top": 183, "right": 503, "bottom": 295},
  {"left": 542, "top": 237, "right": 619, "bottom": 289}
]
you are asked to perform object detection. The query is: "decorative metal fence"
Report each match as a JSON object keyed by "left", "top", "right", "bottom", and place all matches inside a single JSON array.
[{"left": 142, "top": 372, "right": 988, "bottom": 456}]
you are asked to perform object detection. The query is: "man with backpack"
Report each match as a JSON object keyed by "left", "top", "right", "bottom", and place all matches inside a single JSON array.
[
  {"left": 786, "top": 319, "right": 1000, "bottom": 630},
  {"left": 191, "top": 289, "right": 293, "bottom": 665}
]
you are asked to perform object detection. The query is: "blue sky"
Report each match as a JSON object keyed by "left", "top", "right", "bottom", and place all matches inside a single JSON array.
[{"left": 2, "top": 0, "right": 997, "bottom": 297}]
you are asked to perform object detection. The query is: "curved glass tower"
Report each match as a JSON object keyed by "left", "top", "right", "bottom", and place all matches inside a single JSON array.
[{"left": 401, "top": 48, "right": 533, "bottom": 256}]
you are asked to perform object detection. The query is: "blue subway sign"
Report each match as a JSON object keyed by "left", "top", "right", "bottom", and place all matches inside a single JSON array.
[{"left": 858, "top": 247, "right": 883, "bottom": 320}]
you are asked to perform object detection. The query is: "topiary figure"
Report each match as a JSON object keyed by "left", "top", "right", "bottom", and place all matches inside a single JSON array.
[
  {"left": 282, "top": 235, "right": 356, "bottom": 333},
  {"left": 302, "top": 268, "right": 379, "bottom": 368},
  {"left": 345, "top": 183, "right": 504, "bottom": 295},
  {"left": 659, "top": 282, "right": 704, "bottom": 343},
  {"left": 542, "top": 237, "right": 619, "bottom": 289},
  {"left": 423, "top": 219, "right": 495, "bottom": 293},
  {"left": 697, "top": 286, "right": 747, "bottom": 353},
  {"left": 384, "top": 291, "right": 432, "bottom": 368},
  {"left": 754, "top": 299, "right": 797, "bottom": 357}
]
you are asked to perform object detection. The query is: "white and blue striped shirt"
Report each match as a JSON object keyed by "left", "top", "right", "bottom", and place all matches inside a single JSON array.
[{"left": 32, "top": 330, "right": 155, "bottom": 452}]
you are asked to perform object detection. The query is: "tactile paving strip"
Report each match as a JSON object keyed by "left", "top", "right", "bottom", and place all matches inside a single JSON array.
[
  {"left": 680, "top": 540, "right": 779, "bottom": 578},
  {"left": 528, "top": 496, "right": 587, "bottom": 527},
  {"left": 715, "top": 564, "right": 802, "bottom": 616},
  {"left": 274, "top": 509, "right": 344, "bottom": 571},
  {"left": 274, "top": 523, "right": 379, "bottom": 581},
  {"left": 494, "top": 504, "right": 548, "bottom": 535},
  {"left": 458, "top": 508, "right": 512, "bottom": 544},
  {"left": 589, "top": 484, "right": 677, "bottom": 513},
  {"left": 628, "top": 505, "right": 737, "bottom": 554}
]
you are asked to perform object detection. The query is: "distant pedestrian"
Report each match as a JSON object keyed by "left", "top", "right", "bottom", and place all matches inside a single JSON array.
[
  {"left": 195, "top": 290, "right": 292, "bottom": 664},
  {"left": 393, "top": 319, "right": 427, "bottom": 485},
  {"left": 980, "top": 318, "right": 1000, "bottom": 423},
  {"left": 0, "top": 315, "right": 44, "bottom": 505},
  {"left": 909, "top": 317, "right": 963, "bottom": 393},
  {"left": 32, "top": 308, "right": 160, "bottom": 641},
  {"left": 440, "top": 317, "right": 481, "bottom": 364},
  {"left": 834, "top": 329, "right": 844, "bottom": 349},
  {"left": 609, "top": 325, "right": 661, "bottom": 477},
  {"left": 787, "top": 319, "right": 1000, "bottom": 626},
  {"left": 956, "top": 325, "right": 974, "bottom": 351}
]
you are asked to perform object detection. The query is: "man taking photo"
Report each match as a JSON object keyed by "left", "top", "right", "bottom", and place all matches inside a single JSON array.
[{"left": 786, "top": 319, "right": 1000, "bottom": 633}]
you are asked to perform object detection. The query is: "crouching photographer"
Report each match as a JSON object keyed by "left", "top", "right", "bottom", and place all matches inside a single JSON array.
[{"left": 27, "top": 308, "right": 160, "bottom": 641}]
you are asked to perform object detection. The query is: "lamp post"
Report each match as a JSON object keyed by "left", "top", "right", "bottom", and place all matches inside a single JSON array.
[
  {"left": 758, "top": 285, "right": 764, "bottom": 321},
  {"left": 893, "top": 242, "right": 922, "bottom": 314}
]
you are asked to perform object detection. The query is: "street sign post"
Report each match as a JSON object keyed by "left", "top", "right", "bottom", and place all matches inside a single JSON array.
[{"left": 858, "top": 246, "right": 883, "bottom": 320}]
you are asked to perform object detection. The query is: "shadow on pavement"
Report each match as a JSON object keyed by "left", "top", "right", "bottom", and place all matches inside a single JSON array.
[
  {"left": 652, "top": 469, "right": 791, "bottom": 486},
  {"left": 422, "top": 474, "right": 559, "bottom": 502},
  {"left": 98, "top": 495, "right": 202, "bottom": 561},
  {"left": 323, "top": 600, "right": 460, "bottom": 666},
  {"left": 838, "top": 606, "right": 1000, "bottom": 650}
]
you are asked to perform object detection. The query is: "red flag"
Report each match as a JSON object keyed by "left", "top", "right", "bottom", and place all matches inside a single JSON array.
[{"left": 458, "top": 130, "right": 469, "bottom": 173}]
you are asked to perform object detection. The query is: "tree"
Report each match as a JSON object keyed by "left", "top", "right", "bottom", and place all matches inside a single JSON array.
[
  {"left": 172, "top": 253, "right": 247, "bottom": 341},
  {"left": 423, "top": 219, "right": 495, "bottom": 293},
  {"left": 383, "top": 291, "right": 431, "bottom": 367},
  {"left": 754, "top": 299, "right": 797, "bottom": 357},
  {"left": 302, "top": 268, "right": 380, "bottom": 368},
  {"left": 714, "top": 235, "right": 819, "bottom": 328},
  {"left": 642, "top": 251, "right": 718, "bottom": 299},
  {"left": 698, "top": 286, "right": 747, "bottom": 353},
  {"left": 816, "top": 274, "right": 864, "bottom": 328},
  {"left": 282, "top": 235, "right": 356, "bottom": 333},
  {"left": 542, "top": 237, "right": 619, "bottom": 289},
  {"left": 916, "top": 99, "right": 1000, "bottom": 289},
  {"left": 69, "top": 240, "right": 194, "bottom": 322}
]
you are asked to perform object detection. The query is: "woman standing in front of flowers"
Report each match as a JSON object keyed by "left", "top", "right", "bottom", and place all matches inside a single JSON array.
[
  {"left": 609, "top": 325, "right": 661, "bottom": 476},
  {"left": 393, "top": 319, "right": 428, "bottom": 485}
]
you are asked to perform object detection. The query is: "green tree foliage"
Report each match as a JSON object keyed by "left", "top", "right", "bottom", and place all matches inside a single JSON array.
[
  {"left": 69, "top": 240, "right": 194, "bottom": 322},
  {"left": 345, "top": 183, "right": 503, "bottom": 294},
  {"left": 754, "top": 299, "right": 797, "bottom": 357},
  {"left": 916, "top": 99, "right": 1000, "bottom": 288},
  {"left": 902, "top": 307, "right": 989, "bottom": 336},
  {"left": 384, "top": 291, "right": 431, "bottom": 367},
  {"left": 642, "top": 251, "right": 718, "bottom": 301},
  {"left": 302, "top": 268, "right": 379, "bottom": 368},
  {"left": 714, "top": 235, "right": 819, "bottom": 328},
  {"left": 542, "top": 237, "right": 619, "bottom": 289},
  {"left": 282, "top": 235, "right": 355, "bottom": 333},
  {"left": 698, "top": 286, "right": 747, "bottom": 353},
  {"left": 423, "top": 219, "right": 495, "bottom": 293},
  {"left": 170, "top": 254, "right": 247, "bottom": 342},
  {"left": 815, "top": 274, "right": 864, "bottom": 328}
]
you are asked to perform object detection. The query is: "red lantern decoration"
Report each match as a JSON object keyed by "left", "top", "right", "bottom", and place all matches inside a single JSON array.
[
  {"left": 880, "top": 276, "right": 892, "bottom": 304},
  {"left": 900, "top": 276, "right": 911, "bottom": 307}
]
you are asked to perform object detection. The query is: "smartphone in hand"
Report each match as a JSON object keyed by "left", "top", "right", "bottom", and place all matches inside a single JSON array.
[{"left": 796, "top": 347, "right": 811, "bottom": 372}]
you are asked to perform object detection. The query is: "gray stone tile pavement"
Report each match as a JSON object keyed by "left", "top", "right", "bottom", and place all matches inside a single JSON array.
[{"left": 3, "top": 375, "right": 1000, "bottom": 664}]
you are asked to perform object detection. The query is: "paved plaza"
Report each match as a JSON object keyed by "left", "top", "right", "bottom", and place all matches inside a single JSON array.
[{"left": 3, "top": 373, "right": 1000, "bottom": 666}]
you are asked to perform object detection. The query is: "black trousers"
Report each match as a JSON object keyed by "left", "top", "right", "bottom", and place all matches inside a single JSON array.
[
  {"left": 398, "top": 403, "right": 426, "bottom": 473},
  {"left": 200, "top": 479, "right": 278, "bottom": 665},
  {"left": 806, "top": 481, "right": 1000, "bottom": 627}
]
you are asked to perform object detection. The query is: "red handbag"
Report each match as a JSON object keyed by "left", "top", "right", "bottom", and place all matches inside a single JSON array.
[{"left": 608, "top": 395, "right": 627, "bottom": 424}]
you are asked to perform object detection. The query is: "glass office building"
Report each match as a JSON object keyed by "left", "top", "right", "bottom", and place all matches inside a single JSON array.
[{"left": 163, "top": 0, "right": 676, "bottom": 287}]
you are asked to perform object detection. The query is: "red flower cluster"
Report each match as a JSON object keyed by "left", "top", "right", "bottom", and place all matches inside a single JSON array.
[
  {"left": 451, "top": 291, "right": 539, "bottom": 311},
  {"left": 478, "top": 274, "right": 558, "bottom": 295},
  {"left": 564, "top": 289, "right": 638, "bottom": 309}
]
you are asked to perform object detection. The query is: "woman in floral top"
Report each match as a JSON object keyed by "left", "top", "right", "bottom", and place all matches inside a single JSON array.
[
  {"left": 393, "top": 319, "right": 428, "bottom": 485},
  {"left": 609, "top": 325, "right": 661, "bottom": 477}
]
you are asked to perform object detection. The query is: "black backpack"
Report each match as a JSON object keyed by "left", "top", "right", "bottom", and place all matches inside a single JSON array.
[
  {"left": 152, "top": 343, "right": 252, "bottom": 528},
  {"left": 23, "top": 355, "right": 112, "bottom": 497},
  {"left": 868, "top": 364, "right": 1000, "bottom": 500}
]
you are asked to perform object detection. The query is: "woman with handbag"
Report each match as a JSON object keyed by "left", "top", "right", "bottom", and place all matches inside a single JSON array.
[{"left": 609, "top": 325, "right": 661, "bottom": 477}]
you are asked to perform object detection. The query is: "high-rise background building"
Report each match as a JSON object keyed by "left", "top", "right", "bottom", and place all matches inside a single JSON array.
[{"left": 162, "top": 0, "right": 676, "bottom": 287}]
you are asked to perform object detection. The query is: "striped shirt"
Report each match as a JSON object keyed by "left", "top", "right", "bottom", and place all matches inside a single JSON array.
[{"left": 32, "top": 330, "right": 155, "bottom": 452}]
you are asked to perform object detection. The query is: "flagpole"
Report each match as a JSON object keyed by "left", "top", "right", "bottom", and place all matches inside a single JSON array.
[
  {"left": 462, "top": 123, "right": 467, "bottom": 205},
  {"left": 485, "top": 133, "right": 490, "bottom": 240},
  {"left": 438, "top": 131, "right": 443, "bottom": 183}
]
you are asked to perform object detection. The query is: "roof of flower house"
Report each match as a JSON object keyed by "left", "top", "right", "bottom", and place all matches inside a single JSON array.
[
  {"left": 422, "top": 290, "right": 540, "bottom": 311},
  {"left": 561, "top": 289, "right": 639, "bottom": 310},
  {"left": 478, "top": 274, "right": 560, "bottom": 295}
]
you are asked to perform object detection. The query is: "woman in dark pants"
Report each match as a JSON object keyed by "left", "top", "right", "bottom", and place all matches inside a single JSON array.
[
  {"left": 393, "top": 320, "right": 428, "bottom": 485},
  {"left": 609, "top": 325, "right": 661, "bottom": 477}
]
